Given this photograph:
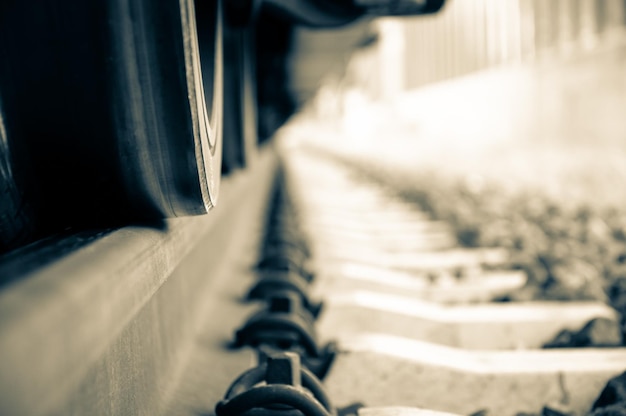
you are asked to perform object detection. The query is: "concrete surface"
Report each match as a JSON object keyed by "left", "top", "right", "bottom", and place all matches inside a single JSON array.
[
  {"left": 314, "top": 262, "right": 526, "bottom": 303},
  {"left": 327, "top": 333, "right": 626, "bottom": 416},
  {"left": 318, "top": 291, "right": 617, "bottom": 349}
]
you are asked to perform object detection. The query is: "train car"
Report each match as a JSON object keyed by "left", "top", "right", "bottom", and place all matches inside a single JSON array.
[{"left": 0, "top": 0, "right": 444, "bottom": 254}]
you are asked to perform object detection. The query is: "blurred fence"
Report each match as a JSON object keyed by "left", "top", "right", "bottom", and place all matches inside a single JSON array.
[{"left": 367, "top": 0, "right": 626, "bottom": 96}]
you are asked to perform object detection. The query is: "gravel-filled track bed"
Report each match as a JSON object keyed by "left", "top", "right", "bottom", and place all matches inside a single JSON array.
[{"left": 278, "top": 141, "right": 626, "bottom": 416}]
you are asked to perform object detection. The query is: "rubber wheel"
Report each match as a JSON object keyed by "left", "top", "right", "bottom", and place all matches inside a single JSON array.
[{"left": 0, "top": 0, "right": 223, "bottom": 249}]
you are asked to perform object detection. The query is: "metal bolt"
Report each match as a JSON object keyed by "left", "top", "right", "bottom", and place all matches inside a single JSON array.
[{"left": 266, "top": 351, "right": 302, "bottom": 388}]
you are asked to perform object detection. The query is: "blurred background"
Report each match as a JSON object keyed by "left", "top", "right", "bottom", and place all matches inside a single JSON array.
[
  {"left": 282, "top": 0, "right": 626, "bottom": 209},
  {"left": 278, "top": 0, "right": 626, "bottom": 305},
  {"left": 290, "top": 0, "right": 626, "bottom": 102}
]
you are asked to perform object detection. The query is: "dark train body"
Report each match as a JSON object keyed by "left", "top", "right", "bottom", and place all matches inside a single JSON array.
[{"left": 0, "top": 0, "right": 443, "bottom": 255}]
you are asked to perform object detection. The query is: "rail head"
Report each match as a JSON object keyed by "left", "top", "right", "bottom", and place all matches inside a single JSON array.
[{"left": 0, "top": 145, "right": 278, "bottom": 416}]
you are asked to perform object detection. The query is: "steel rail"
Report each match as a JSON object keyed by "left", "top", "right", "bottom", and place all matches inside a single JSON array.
[{"left": 0, "top": 145, "right": 279, "bottom": 416}]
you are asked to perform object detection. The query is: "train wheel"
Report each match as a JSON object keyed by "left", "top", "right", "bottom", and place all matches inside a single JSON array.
[
  {"left": 222, "top": 23, "right": 258, "bottom": 173},
  {"left": 0, "top": 0, "right": 224, "bottom": 250},
  {"left": 112, "top": 0, "right": 224, "bottom": 215}
]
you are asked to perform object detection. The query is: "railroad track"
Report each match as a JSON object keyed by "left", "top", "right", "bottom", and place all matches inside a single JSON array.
[
  {"left": 0, "top": 146, "right": 279, "bottom": 415},
  {"left": 160, "top": 136, "right": 626, "bottom": 415},
  {"left": 278, "top": 144, "right": 626, "bottom": 416},
  {"left": 2, "top": 134, "right": 626, "bottom": 415},
  {"left": 179, "top": 138, "right": 626, "bottom": 416}
]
